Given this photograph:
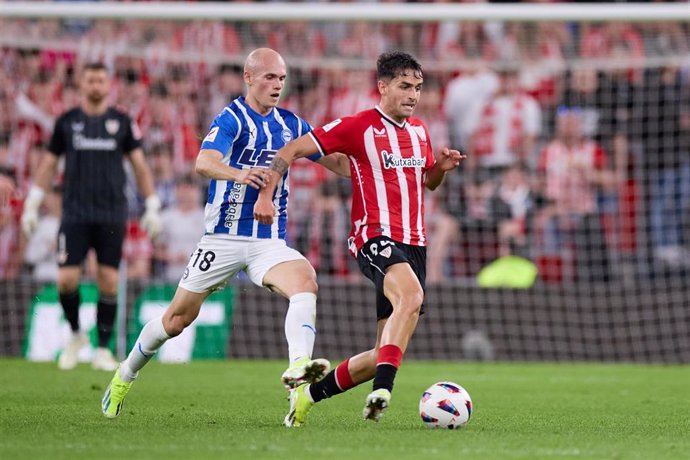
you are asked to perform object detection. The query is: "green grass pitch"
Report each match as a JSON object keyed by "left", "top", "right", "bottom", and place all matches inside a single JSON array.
[{"left": 1, "top": 359, "right": 688, "bottom": 460}]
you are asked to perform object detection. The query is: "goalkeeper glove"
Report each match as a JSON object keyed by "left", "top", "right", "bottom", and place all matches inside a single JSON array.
[
  {"left": 20, "top": 185, "right": 45, "bottom": 238},
  {"left": 140, "top": 194, "right": 162, "bottom": 240}
]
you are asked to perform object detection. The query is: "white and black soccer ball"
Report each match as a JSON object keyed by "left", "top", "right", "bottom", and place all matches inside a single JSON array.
[{"left": 419, "top": 381, "right": 473, "bottom": 429}]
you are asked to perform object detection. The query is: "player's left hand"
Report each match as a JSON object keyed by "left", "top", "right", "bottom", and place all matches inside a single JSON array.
[
  {"left": 140, "top": 194, "right": 162, "bottom": 240},
  {"left": 253, "top": 195, "right": 275, "bottom": 225},
  {"left": 436, "top": 148, "right": 465, "bottom": 171}
]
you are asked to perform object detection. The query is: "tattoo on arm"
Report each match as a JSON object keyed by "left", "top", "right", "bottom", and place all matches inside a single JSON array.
[{"left": 270, "top": 157, "right": 289, "bottom": 177}]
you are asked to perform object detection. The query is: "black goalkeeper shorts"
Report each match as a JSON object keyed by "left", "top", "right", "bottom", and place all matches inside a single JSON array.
[{"left": 57, "top": 222, "right": 125, "bottom": 269}]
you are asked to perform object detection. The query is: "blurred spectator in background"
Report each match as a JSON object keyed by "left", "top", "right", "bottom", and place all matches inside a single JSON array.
[
  {"left": 444, "top": 21, "right": 497, "bottom": 62},
  {"left": 580, "top": 22, "right": 645, "bottom": 84},
  {"left": 338, "top": 21, "right": 387, "bottom": 60},
  {"left": 304, "top": 177, "right": 352, "bottom": 277},
  {"left": 443, "top": 59, "right": 498, "bottom": 150},
  {"left": 466, "top": 63, "right": 541, "bottom": 174},
  {"left": 513, "top": 22, "right": 567, "bottom": 109},
  {"left": 143, "top": 82, "right": 174, "bottom": 152},
  {"left": 24, "top": 187, "right": 61, "bottom": 283},
  {"left": 535, "top": 107, "right": 617, "bottom": 282},
  {"left": 155, "top": 175, "right": 205, "bottom": 283},
  {"left": 330, "top": 69, "right": 378, "bottom": 119},
  {"left": 114, "top": 65, "right": 149, "bottom": 128},
  {"left": 122, "top": 220, "right": 154, "bottom": 280},
  {"left": 0, "top": 167, "right": 20, "bottom": 280},
  {"left": 639, "top": 65, "right": 690, "bottom": 267},
  {"left": 207, "top": 63, "right": 244, "bottom": 125},
  {"left": 494, "top": 164, "right": 534, "bottom": 257},
  {"left": 640, "top": 21, "right": 689, "bottom": 56},
  {"left": 149, "top": 144, "right": 177, "bottom": 209}
]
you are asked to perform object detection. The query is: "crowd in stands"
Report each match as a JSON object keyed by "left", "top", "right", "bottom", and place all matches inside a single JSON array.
[{"left": 0, "top": 11, "right": 688, "bottom": 284}]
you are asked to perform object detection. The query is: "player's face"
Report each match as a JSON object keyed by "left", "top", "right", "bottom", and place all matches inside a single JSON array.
[
  {"left": 81, "top": 69, "right": 110, "bottom": 105},
  {"left": 379, "top": 70, "right": 423, "bottom": 122},
  {"left": 246, "top": 59, "right": 287, "bottom": 112}
]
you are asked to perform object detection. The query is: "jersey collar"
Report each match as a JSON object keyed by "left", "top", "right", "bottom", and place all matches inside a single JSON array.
[
  {"left": 375, "top": 105, "right": 407, "bottom": 129},
  {"left": 236, "top": 96, "right": 275, "bottom": 119}
]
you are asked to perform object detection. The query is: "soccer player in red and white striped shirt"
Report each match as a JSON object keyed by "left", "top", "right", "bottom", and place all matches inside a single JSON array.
[{"left": 255, "top": 51, "right": 464, "bottom": 426}]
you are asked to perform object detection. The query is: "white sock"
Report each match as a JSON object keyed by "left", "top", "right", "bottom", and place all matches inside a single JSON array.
[
  {"left": 285, "top": 292, "right": 317, "bottom": 364},
  {"left": 119, "top": 316, "right": 170, "bottom": 382}
]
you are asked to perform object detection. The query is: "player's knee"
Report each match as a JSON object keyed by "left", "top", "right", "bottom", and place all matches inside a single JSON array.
[
  {"left": 57, "top": 278, "right": 79, "bottom": 294},
  {"left": 300, "top": 276, "right": 318, "bottom": 294},
  {"left": 398, "top": 288, "right": 424, "bottom": 318}
]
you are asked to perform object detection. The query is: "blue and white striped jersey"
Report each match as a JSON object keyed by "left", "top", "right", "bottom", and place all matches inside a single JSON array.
[{"left": 201, "top": 96, "right": 322, "bottom": 239}]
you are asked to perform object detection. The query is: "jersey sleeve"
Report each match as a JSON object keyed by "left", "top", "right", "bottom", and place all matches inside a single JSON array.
[
  {"left": 297, "top": 116, "right": 322, "bottom": 163},
  {"left": 122, "top": 115, "right": 143, "bottom": 154},
  {"left": 309, "top": 117, "right": 352, "bottom": 156},
  {"left": 201, "top": 110, "right": 240, "bottom": 155},
  {"left": 47, "top": 115, "right": 66, "bottom": 157}
]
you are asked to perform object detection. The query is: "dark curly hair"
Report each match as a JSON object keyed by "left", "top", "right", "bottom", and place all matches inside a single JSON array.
[{"left": 376, "top": 51, "right": 423, "bottom": 81}]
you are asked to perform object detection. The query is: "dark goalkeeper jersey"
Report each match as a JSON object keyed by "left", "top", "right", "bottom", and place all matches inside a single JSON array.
[{"left": 48, "top": 107, "right": 142, "bottom": 224}]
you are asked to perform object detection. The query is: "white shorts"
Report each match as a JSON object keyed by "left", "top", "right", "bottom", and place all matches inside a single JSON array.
[{"left": 178, "top": 234, "right": 307, "bottom": 293}]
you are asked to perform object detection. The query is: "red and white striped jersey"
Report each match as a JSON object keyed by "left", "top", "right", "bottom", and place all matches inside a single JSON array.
[
  {"left": 310, "top": 106, "right": 436, "bottom": 256},
  {"left": 538, "top": 139, "right": 608, "bottom": 215}
]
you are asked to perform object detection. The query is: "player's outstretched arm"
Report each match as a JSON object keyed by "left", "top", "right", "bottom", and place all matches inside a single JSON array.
[
  {"left": 21, "top": 151, "right": 59, "bottom": 238},
  {"left": 195, "top": 149, "right": 267, "bottom": 189},
  {"left": 425, "top": 147, "right": 465, "bottom": 191},
  {"left": 254, "top": 134, "right": 320, "bottom": 225},
  {"left": 316, "top": 153, "right": 351, "bottom": 178}
]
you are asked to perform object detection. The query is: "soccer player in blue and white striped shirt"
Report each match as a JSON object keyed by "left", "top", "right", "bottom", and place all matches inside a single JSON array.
[{"left": 102, "top": 49, "right": 351, "bottom": 419}]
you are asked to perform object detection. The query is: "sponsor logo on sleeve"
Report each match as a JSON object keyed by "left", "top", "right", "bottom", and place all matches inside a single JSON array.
[
  {"left": 322, "top": 118, "right": 342, "bottom": 132},
  {"left": 204, "top": 126, "right": 220, "bottom": 143}
]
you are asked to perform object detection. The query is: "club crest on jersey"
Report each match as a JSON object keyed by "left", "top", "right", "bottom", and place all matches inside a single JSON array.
[
  {"left": 380, "top": 246, "right": 392, "bottom": 258},
  {"left": 281, "top": 129, "right": 292, "bottom": 143},
  {"left": 105, "top": 119, "right": 120, "bottom": 135},
  {"left": 71, "top": 122, "right": 84, "bottom": 132},
  {"left": 381, "top": 150, "right": 425, "bottom": 169}
]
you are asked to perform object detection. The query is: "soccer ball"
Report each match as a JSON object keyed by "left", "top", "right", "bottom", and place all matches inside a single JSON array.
[{"left": 419, "top": 381, "right": 473, "bottom": 429}]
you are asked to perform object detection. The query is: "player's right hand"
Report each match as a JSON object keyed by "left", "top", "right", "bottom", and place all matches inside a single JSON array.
[
  {"left": 253, "top": 196, "right": 275, "bottom": 225},
  {"left": 21, "top": 208, "right": 39, "bottom": 238},
  {"left": 237, "top": 167, "right": 268, "bottom": 190}
]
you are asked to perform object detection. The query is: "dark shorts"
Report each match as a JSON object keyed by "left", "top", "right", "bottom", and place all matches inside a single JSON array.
[
  {"left": 356, "top": 236, "right": 427, "bottom": 321},
  {"left": 57, "top": 222, "right": 125, "bottom": 269}
]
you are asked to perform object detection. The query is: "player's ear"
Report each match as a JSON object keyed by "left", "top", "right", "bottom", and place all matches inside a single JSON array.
[
  {"left": 243, "top": 70, "right": 252, "bottom": 86},
  {"left": 377, "top": 79, "right": 387, "bottom": 96}
]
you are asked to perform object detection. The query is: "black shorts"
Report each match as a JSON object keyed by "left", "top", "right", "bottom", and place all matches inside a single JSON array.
[
  {"left": 356, "top": 236, "right": 427, "bottom": 321},
  {"left": 57, "top": 222, "right": 125, "bottom": 268}
]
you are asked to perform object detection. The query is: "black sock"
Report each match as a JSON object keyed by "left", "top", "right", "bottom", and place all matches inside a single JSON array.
[
  {"left": 97, "top": 294, "right": 117, "bottom": 348},
  {"left": 59, "top": 290, "right": 80, "bottom": 332},
  {"left": 373, "top": 364, "right": 398, "bottom": 393},
  {"left": 308, "top": 371, "right": 345, "bottom": 403}
]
